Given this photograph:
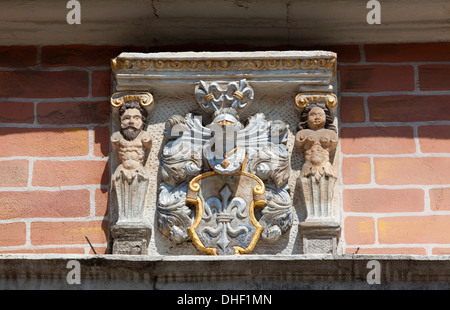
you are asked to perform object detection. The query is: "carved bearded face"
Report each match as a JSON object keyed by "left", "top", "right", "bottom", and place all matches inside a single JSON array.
[
  {"left": 120, "top": 108, "right": 144, "bottom": 141},
  {"left": 307, "top": 107, "right": 326, "bottom": 130}
]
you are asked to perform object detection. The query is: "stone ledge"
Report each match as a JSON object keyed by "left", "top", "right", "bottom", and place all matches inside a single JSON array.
[
  {"left": 112, "top": 51, "right": 337, "bottom": 93},
  {"left": 2, "top": 0, "right": 450, "bottom": 46},
  {"left": 1, "top": 254, "right": 450, "bottom": 289}
]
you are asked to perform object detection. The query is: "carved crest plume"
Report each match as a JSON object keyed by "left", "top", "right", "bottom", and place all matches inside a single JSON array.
[{"left": 195, "top": 79, "right": 254, "bottom": 115}]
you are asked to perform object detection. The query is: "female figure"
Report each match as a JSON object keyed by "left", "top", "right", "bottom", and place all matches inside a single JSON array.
[{"left": 295, "top": 105, "right": 338, "bottom": 220}]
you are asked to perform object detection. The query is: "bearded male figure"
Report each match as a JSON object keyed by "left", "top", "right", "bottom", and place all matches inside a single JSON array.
[{"left": 111, "top": 101, "right": 152, "bottom": 223}]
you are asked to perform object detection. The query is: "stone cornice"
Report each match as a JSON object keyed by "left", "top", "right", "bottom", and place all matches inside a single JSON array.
[
  {"left": 1, "top": 0, "right": 450, "bottom": 46},
  {"left": 112, "top": 51, "right": 336, "bottom": 72},
  {"left": 2, "top": 254, "right": 450, "bottom": 289},
  {"left": 112, "top": 51, "right": 337, "bottom": 93}
]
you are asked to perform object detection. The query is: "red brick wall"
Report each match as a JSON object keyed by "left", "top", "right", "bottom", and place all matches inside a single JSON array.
[
  {"left": 0, "top": 43, "right": 449, "bottom": 255},
  {"left": 0, "top": 45, "right": 120, "bottom": 254},
  {"left": 340, "top": 43, "right": 450, "bottom": 255}
]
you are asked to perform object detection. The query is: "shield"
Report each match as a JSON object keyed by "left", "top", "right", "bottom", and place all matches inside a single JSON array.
[{"left": 186, "top": 171, "right": 266, "bottom": 255}]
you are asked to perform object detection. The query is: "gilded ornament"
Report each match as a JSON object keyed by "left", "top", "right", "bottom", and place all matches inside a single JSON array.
[
  {"left": 157, "top": 79, "right": 293, "bottom": 254},
  {"left": 111, "top": 92, "right": 154, "bottom": 109},
  {"left": 295, "top": 93, "right": 338, "bottom": 111},
  {"left": 112, "top": 57, "right": 336, "bottom": 72}
]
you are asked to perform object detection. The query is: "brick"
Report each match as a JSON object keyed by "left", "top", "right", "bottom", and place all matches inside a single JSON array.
[
  {"left": 92, "top": 70, "right": 112, "bottom": 97},
  {"left": 93, "top": 126, "right": 110, "bottom": 157},
  {"left": 343, "top": 188, "right": 424, "bottom": 213},
  {"left": 0, "top": 101, "right": 34, "bottom": 123},
  {"left": 418, "top": 125, "right": 450, "bottom": 153},
  {"left": 432, "top": 248, "right": 450, "bottom": 255},
  {"left": 374, "top": 157, "right": 450, "bottom": 185},
  {"left": 339, "top": 65, "right": 414, "bottom": 93},
  {"left": 30, "top": 220, "right": 108, "bottom": 246},
  {"left": 41, "top": 45, "right": 145, "bottom": 67},
  {"left": 378, "top": 215, "right": 450, "bottom": 244},
  {"left": 345, "top": 247, "right": 426, "bottom": 255},
  {"left": 0, "top": 248, "right": 86, "bottom": 254},
  {"left": 342, "top": 157, "right": 371, "bottom": 185},
  {"left": 339, "top": 97, "right": 365, "bottom": 123},
  {"left": 37, "top": 101, "right": 110, "bottom": 125},
  {"left": 0, "top": 127, "right": 89, "bottom": 157},
  {"left": 323, "top": 45, "right": 361, "bottom": 63},
  {"left": 0, "top": 70, "right": 88, "bottom": 98},
  {"left": 419, "top": 65, "right": 450, "bottom": 91},
  {"left": 365, "top": 43, "right": 450, "bottom": 63},
  {"left": 32, "top": 160, "right": 109, "bottom": 187},
  {"left": 0, "top": 223, "right": 26, "bottom": 247},
  {"left": 341, "top": 126, "right": 416, "bottom": 155},
  {"left": 430, "top": 187, "right": 450, "bottom": 211},
  {"left": 0, "top": 46, "right": 37, "bottom": 67},
  {"left": 0, "top": 190, "right": 90, "bottom": 220},
  {"left": 95, "top": 188, "right": 109, "bottom": 217},
  {"left": 368, "top": 95, "right": 450, "bottom": 122},
  {"left": 344, "top": 216, "right": 375, "bottom": 245},
  {"left": 0, "top": 160, "right": 29, "bottom": 187}
]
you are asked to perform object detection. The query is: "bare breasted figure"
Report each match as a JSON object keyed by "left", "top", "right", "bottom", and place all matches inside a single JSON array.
[
  {"left": 295, "top": 106, "right": 338, "bottom": 181},
  {"left": 295, "top": 105, "right": 338, "bottom": 220}
]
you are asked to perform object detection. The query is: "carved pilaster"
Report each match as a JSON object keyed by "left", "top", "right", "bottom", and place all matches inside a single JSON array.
[
  {"left": 109, "top": 92, "right": 153, "bottom": 255},
  {"left": 295, "top": 93, "right": 341, "bottom": 254}
]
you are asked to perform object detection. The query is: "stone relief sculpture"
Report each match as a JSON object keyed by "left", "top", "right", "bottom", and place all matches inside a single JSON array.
[
  {"left": 109, "top": 92, "right": 153, "bottom": 255},
  {"left": 157, "top": 79, "right": 293, "bottom": 255},
  {"left": 110, "top": 50, "right": 340, "bottom": 255},
  {"left": 295, "top": 104, "right": 338, "bottom": 220},
  {"left": 294, "top": 94, "right": 341, "bottom": 254}
]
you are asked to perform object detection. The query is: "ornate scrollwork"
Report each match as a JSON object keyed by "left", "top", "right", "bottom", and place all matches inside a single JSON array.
[
  {"left": 156, "top": 80, "right": 294, "bottom": 254},
  {"left": 187, "top": 172, "right": 265, "bottom": 255},
  {"left": 195, "top": 79, "right": 254, "bottom": 115},
  {"left": 111, "top": 92, "right": 154, "bottom": 109},
  {"left": 294, "top": 93, "right": 337, "bottom": 110},
  {"left": 112, "top": 58, "right": 336, "bottom": 73}
]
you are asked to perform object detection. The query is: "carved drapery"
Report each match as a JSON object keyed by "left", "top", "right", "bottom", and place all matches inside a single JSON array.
[{"left": 109, "top": 51, "right": 340, "bottom": 255}]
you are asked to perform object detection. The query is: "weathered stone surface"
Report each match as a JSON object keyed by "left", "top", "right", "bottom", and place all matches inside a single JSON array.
[
  {"left": 2, "top": 0, "right": 450, "bottom": 46},
  {"left": 156, "top": 79, "right": 294, "bottom": 254},
  {"left": 110, "top": 92, "right": 154, "bottom": 254},
  {"left": 2, "top": 254, "right": 450, "bottom": 289},
  {"left": 111, "top": 51, "right": 338, "bottom": 256},
  {"left": 295, "top": 94, "right": 340, "bottom": 254}
]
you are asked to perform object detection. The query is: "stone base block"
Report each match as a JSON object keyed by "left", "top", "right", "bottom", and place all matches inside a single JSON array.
[
  {"left": 299, "top": 221, "right": 341, "bottom": 254},
  {"left": 111, "top": 222, "right": 151, "bottom": 255}
]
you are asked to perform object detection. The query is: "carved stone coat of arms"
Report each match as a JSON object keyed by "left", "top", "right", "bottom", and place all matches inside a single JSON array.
[{"left": 156, "top": 79, "right": 294, "bottom": 255}]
